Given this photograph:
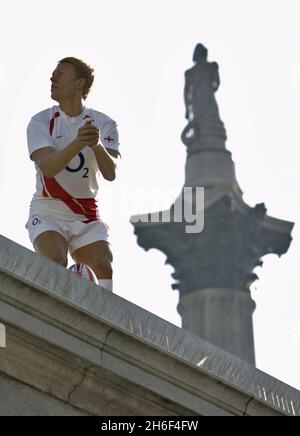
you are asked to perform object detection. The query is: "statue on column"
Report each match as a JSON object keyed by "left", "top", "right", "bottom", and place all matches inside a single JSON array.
[{"left": 182, "top": 43, "right": 227, "bottom": 149}]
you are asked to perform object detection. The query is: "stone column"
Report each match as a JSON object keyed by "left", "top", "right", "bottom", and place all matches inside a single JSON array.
[
  {"left": 130, "top": 43, "right": 294, "bottom": 365},
  {"left": 178, "top": 288, "right": 256, "bottom": 365}
]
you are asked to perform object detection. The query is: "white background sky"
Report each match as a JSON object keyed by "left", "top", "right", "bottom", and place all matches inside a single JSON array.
[{"left": 1, "top": 0, "right": 300, "bottom": 391}]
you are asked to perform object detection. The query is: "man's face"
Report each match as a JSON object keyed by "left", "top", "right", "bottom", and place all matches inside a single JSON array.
[{"left": 50, "top": 62, "right": 79, "bottom": 102}]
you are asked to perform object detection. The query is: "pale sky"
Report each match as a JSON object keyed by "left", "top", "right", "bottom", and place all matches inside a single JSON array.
[{"left": 1, "top": 0, "right": 300, "bottom": 391}]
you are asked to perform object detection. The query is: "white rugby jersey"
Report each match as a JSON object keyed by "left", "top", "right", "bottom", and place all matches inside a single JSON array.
[{"left": 27, "top": 106, "right": 120, "bottom": 222}]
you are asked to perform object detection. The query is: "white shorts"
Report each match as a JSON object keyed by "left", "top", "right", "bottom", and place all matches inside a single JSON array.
[{"left": 25, "top": 214, "right": 110, "bottom": 255}]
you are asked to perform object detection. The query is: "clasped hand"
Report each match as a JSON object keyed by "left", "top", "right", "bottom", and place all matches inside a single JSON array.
[{"left": 77, "top": 120, "right": 99, "bottom": 148}]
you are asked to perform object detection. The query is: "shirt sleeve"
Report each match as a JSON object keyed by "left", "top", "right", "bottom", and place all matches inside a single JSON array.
[
  {"left": 27, "top": 117, "right": 55, "bottom": 159},
  {"left": 100, "top": 120, "right": 121, "bottom": 158}
]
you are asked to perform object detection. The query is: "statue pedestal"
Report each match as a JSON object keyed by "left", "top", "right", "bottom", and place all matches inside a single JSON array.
[
  {"left": 184, "top": 148, "right": 239, "bottom": 189},
  {"left": 178, "top": 288, "right": 256, "bottom": 365}
]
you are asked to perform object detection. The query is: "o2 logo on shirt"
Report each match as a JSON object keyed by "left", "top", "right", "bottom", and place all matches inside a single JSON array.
[
  {"left": 32, "top": 217, "right": 41, "bottom": 226},
  {"left": 66, "top": 153, "right": 89, "bottom": 178}
]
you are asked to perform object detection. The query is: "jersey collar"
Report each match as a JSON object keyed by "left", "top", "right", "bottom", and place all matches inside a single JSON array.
[{"left": 57, "top": 106, "right": 90, "bottom": 124}]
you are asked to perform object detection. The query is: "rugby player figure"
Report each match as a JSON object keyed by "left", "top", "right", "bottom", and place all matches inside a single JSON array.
[{"left": 26, "top": 57, "right": 120, "bottom": 292}]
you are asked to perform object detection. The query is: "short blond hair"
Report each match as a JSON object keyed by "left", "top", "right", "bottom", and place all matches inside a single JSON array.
[{"left": 58, "top": 57, "right": 95, "bottom": 100}]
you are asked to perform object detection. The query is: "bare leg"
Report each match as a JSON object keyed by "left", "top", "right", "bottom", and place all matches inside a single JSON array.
[
  {"left": 34, "top": 231, "right": 68, "bottom": 267},
  {"left": 72, "top": 240, "right": 113, "bottom": 279}
]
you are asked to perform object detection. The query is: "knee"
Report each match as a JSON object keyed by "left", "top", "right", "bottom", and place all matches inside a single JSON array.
[
  {"left": 34, "top": 233, "right": 68, "bottom": 268},
  {"left": 36, "top": 250, "right": 67, "bottom": 268},
  {"left": 39, "top": 248, "right": 67, "bottom": 267},
  {"left": 55, "top": 257, "right": 68, "bottom": 267},
  {"left": 51, "top": 255, "right": 68, "bottom": 268},
  {"left": 91, "top": 260, "right": 113, "bottom": 279}
]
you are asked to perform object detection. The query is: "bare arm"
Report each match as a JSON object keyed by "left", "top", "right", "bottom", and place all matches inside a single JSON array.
[
  {"left": 31, "top": 140, "right": 84, "bottom": 177},
  {"left": 31, "top": 121, "right": 99, "bottom": 177},
  {"left": 91, "top": 146, "right": 119, "bottom": 181}
]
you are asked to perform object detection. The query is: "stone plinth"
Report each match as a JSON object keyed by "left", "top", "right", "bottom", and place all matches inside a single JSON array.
[{"left": 0, "top": 235, "right": 299, "bottom": 416}]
